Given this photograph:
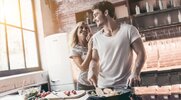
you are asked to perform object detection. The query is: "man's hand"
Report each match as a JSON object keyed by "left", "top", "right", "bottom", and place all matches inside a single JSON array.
[
  {"left": 88, "top": 48, "right": 99, "bottom": 87},
  {"left": 126, "top": 73, "right": 141, "bottom": 87},
  {"left": 88, "top": 69, "right": 97, "bottom": 87}
]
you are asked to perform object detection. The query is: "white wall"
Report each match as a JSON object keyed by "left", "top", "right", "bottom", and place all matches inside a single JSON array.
[{"left": 34, "top": 0, "right": 55, "bottom": 70}]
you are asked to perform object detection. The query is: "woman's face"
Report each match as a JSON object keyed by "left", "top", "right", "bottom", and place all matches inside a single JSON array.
[{"left": 77, "top": 23, "right": 90, "bottom": 42}]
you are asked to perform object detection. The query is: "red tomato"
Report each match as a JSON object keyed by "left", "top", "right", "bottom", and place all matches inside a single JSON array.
[
  {"left": 64, "top": 91, "right": 70, "bottom": 96},
  {"left": 71, "top": 90, "right": 77, "bottom": 94}
]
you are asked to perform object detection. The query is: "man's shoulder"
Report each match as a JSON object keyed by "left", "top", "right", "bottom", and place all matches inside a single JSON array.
[
  {"left": 92, "top": 29, "right": 103, "bottom": 38},
  {"left": 120, "top": 23, "right": 132, "bottom": 28}
]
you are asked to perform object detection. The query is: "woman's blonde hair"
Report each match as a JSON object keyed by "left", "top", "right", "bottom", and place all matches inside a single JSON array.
[{"left": 69, "top": 21, "right": 92, "bottom": 48}]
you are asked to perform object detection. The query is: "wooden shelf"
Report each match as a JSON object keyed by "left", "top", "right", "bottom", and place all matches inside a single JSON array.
[
  {"left": 132, "top": 6, "right": 181, "bottom": 17},
  {"left": 139, "top": 22, "right": 181, "bottom": 33},
  {"left": 141, "top": 65, "right": 181, "bottom": 73}
]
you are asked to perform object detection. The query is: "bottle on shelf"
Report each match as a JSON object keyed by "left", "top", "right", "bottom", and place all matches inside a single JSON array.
[
  {"left": 149, "top": 4, "right": 153, "bottom": 12},
  {"left": 173, "top": 0, "right": 176, "bottom": 7},
  {"left": 167, "top": 0, "right": 173, "bottom": 8},
  {"left": 178, "top": 11, "right": 181, "bottom": 22},
  {"left": 158, "top": 0, "right": 163, "bottom": 10},
  {"left": 85, "top": 12, "right": 90, "bottom": 24},
  {"left": 146, "top": 2, "right": 150, "bottom": 12},
  {"left": 135, "top": 5, "right": 140, "bottom": 15},
  {"left": 167, "top": 14, "right": 171, "bottom": 24},
  {"left": 154, "top": 17, "right": 158, "bottom": 26}
]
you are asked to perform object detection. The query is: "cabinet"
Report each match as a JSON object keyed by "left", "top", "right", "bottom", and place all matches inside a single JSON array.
[
  {"left": 75, "top": 0, "right": 181, "bottom": 40},
  {"left": 132, "top": 6, "right": 181, "bottom": 31},
  {"left": 129, "top": 0, "right": 181, "bottom": 32},
  {"left": 75, "top": 10, "right": 93, "bottom": 25},
  {"left": 126, "top": 0, "right": 181, "bottom": 42}
]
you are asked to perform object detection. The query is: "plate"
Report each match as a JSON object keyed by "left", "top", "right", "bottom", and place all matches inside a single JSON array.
[{"left": 45, "top": 90, "right": 86, "bottom": 99}]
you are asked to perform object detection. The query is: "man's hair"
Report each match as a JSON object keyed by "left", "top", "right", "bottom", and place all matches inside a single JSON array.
[{"left": 92, "top": 1, "right": 115, "bottom": 18}]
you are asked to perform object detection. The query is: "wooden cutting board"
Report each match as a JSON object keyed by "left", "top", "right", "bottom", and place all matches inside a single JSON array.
[{"left": 45, "top": 90, "right": 86, "bottom": 99}]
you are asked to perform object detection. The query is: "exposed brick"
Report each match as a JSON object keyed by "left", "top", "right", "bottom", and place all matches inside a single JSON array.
[{"left": 56, "top": 0, "right": 125, "bottom": 33}]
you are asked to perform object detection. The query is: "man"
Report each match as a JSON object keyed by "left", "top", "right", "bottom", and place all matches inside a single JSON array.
[{"left": 88, "top": 1, "right": 146, "bottom": 90}]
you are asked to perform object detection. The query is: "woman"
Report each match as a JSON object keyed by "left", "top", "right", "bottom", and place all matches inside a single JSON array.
[{"left": 69, "top": 21, "right": 94, "bottom": 90}]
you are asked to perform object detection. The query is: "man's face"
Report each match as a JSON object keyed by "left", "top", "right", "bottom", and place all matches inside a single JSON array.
[{"left": 93, "top": 9, "right": 106, "bottom": 27}]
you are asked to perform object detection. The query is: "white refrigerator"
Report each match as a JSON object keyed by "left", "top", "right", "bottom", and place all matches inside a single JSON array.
[{"left": 44, "top": 33, "right": 74, "bottom": 91}]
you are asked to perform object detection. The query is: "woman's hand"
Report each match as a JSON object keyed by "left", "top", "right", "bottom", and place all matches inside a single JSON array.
[{"left": 86, "top": 32, "right": 92, "bottom": 42}]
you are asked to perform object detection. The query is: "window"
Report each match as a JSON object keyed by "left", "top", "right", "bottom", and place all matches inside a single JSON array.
[{"left": 0, "top": 0, "right": 40, "bottom": 76}]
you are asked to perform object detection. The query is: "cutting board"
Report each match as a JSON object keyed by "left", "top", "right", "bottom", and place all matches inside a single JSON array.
[{"left": 45, "top": 90, "right": 86, "bottom": 99}]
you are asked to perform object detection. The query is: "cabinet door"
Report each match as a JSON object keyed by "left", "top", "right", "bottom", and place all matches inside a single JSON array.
[{"left": 115, "top": 4, "right": 129, "bottom": 19}]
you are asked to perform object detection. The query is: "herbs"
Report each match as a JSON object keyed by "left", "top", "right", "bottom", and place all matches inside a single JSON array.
[{"left": 18, "top": 87, "right": 50, "bottom": 100}]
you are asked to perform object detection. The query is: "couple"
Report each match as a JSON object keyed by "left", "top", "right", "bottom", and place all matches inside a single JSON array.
[{"left": 69, "top": 1, "right": 146, "bottom": 93}]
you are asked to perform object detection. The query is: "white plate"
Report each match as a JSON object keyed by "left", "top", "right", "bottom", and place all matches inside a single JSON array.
[{"left": 45, "top": 90, "right": 86, "bottom": 99}]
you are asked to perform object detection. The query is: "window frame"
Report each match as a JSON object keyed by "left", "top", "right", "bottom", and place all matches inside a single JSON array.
[{"left": 0, "top": 0, "right": 42, "bottom": 77}]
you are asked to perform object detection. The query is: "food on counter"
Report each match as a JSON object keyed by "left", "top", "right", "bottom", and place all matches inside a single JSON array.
[
  {"left": 103, "top": 88, "right": 112, "bottom": 94},
  {"left": 103, "top": 88, "right": 119, "bottom": 97},
  {"left": 38, "top": 91, "right": 51, "bottom": 98},
  {"left": 63, "top": 91, "right": 71, "bottom": 96},
  {"left": 63, "top": 90, "right": 77, "bottom": 96},
  {"left": 87, "top": 88, "right": 119, "bottom": 97},
  {"left": 18, "top": 87, "right": 39, "bottom": 99},
  {"left": 71, "top": 90, "right": 77, "bottom": 94},
  {"left": 18, "top": 87, "right": 50, "bottom": 100},
  {"left": 90, "top": 91, "right": 97, "bottom": 96},
  {"left": 45, "top": 90, "right": 86, "bottom": 99}
]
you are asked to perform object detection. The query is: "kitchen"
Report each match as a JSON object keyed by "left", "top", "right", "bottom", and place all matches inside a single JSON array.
[{"left": 0, "top": 0, "right": 181, "bottom": 100}]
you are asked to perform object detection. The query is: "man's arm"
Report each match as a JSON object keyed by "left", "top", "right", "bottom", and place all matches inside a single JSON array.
[
  {"left": 127, "top": 38, "right": 146, "bottom": 87},
  {"left": 88, "top": 49, "right": 99, "bottom": 87}
]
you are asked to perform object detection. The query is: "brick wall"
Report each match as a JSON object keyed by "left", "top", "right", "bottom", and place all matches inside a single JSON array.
[
  {"left": 56, "top": 0, "right": 181, "bottom": 72},
  {"left": 56, "top": 0, "right": 125, "bottom": 33},
  {"left": 142, "top": 25, "right": 181, "bottom": 72}
]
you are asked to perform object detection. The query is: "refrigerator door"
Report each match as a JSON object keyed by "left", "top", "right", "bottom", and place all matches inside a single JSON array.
[{"left": 44, "top": 33, "right": 74, "bottom": 91}]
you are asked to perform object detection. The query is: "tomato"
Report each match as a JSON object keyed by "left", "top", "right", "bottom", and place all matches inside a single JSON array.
[
  {"left": 71, "top": 90, "right": 77, "bottom": 94},
  {"left": 64, "top": 91, "right": 70, "bottom": 96}
]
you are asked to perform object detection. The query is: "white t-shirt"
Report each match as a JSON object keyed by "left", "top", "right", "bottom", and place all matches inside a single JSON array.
[
  {"left": 69, "top": 44, "right": 92, "bottom": 86},
  {"left": 92, "top": 24, "right": 141, "bottom": 88}
]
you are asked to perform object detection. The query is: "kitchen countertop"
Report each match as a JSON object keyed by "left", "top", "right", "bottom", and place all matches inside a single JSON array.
[
  {"left": 0, "top": 95, "right": 24, "bottom": 100},
  {"left": 0, "top": 94, "right": 89, "bottom": 100},
  {"left": 45, "top": 90, "right": 89, "bottom": 100},
  {"left": 0, "top": 88, "right": 133, "bottom": 100}
]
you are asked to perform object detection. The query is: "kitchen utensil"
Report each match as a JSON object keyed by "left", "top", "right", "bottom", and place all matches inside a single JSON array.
[{"left": 95, "top": 86, "right": 104, "bottom": 97}]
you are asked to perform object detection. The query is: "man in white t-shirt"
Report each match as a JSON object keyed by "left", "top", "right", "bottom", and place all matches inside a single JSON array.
[{"left": 88, "top": 1, "right": 146, "bottom": 90}]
